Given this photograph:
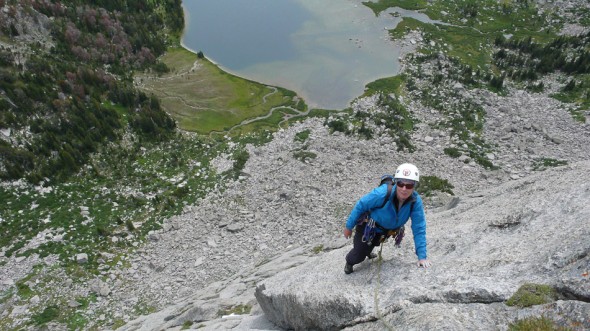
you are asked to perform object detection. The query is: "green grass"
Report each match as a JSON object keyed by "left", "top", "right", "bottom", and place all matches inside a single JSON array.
[
  {"left": 363, "top": 75, "right": 406, "bottom": 96},
  {"left": 362, "top": 0, "right": 428, "bottom": 15},
  {"left": 135, "top": 47, "right": 304, "bottom": 134},
  {"left": 383, "top": 0, "right": 560, "bottom": 70},
  {"left": 312, "top": 244, "right": 324, "bottom": 254},
  {"left": 508, "top": 316, "right": 571, "bottom": 331}
]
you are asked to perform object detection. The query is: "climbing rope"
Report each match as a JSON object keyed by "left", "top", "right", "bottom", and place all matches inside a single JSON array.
[{"left": 373, "top": 242, "right": 395, "bottom": 331}]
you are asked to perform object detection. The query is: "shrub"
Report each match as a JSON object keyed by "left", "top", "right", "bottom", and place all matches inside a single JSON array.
[
  {"left": 294, "top": 129, "right": 311, "bottom": 143},
  {"left": 32, "top": 305, "right": 60, "bottom": 325},
  {"left": 293, "top": 150, "right": 317, "bottom": 163},
  {"left": 417, "top": 175, "right": 454, "bottom": 197},
  {"left": 532, "top": 158, "right": 567, "bottom": 171},
  {"left": 96, "top": 225, "right": 111, "bottom": 237},
  {"left": 230, "top": 149, "right": 249, "bottom": 180},
  {"left": 326, "top": 119, "right": 348, "bottom": 134},
  {"left": 444, "top": 147, "right": 462, "bottom": 158},
  {"left": 126, "top": 219, "right": 135, "bottom": 232}
]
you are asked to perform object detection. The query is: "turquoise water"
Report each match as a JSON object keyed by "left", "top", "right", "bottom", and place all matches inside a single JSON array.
[{"left": 182, "top": 0, "right": 408, "bottom": 109}]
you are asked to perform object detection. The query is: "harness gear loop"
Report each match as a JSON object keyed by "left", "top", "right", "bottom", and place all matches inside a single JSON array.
[{"left": 362, "top": 218, "right": 377, "bottom": 245}]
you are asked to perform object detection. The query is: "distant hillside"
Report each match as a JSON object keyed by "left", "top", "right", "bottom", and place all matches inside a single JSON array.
[{"left": 0, "top": 0, "right": 183, "bottom": 182}]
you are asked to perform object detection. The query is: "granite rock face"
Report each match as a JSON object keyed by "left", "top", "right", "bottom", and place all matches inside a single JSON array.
[
  {"left": 117, "top": 162, "right": 589, "bottom": 331},
  {"left": 254, "top": 161, "right": 590, "bottom": 331}
]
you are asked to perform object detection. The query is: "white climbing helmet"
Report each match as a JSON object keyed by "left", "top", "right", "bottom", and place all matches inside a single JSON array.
[{"left": 394, "top": 163, "right": 420, "bottom": 182}]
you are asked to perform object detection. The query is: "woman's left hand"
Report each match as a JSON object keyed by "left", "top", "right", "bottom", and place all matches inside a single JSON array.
[{"left": 417, "top": 259, "right": 431, "bottom": 268}]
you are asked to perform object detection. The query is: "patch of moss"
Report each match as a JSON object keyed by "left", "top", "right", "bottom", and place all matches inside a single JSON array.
[
  {"left": 312, "top": 245, "right": 324, "bottom": 254},
  {"left": 181, "top": 320, "right": 193, "bottom": 330},
  {"left": 506, "top": 283, "right": 558, "bottom": 308}
]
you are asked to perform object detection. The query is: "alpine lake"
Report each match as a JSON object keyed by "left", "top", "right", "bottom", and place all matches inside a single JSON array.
[{"left": 182, "top": 0, "right": 440, "bottom": 110}]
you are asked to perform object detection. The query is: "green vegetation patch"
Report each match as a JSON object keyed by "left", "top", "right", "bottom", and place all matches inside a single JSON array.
[
  {"left": 508, "top": 316, "right": 570, "bottom": 331},
  {"left": 31, "top": 305, "right": 60, "bottom": 326},
  {"left": 506, "top": 283, "right": 558, "bottom": 308},
  {"left": 312, "top": 244, "right": 324, "bottom": 254},
  {"left": 363, "top": 75, "right": 406, "bottom": 96},
  {"left": 136, "top": 48, "right": 304, "bottom": 134},
  {"left": 224, "top": 148, "right": 250, "bottom": 180},
  {"left": 181, "top": 321, "right": 194, "bottom": 330},
  {"left": 0, "top": 133, "right": 221, "bottom": 273},
  {"left": 293, "top": 148, "right": 317, "bottom": 163},
  {"left": 532, "top": 158, "right": 568, "bottom": 171},
  {"left": 417, "top": 175, "right": 455, "bottom": 197},
  {"left": 443, "top": 147, "right": 462, "bottom": 158},
  {"left": 294, "top": 129, "right": 312, "bottom": 143},
  {"left": 325, "top": 94, "right": 416, "bottom": 151},
  {"left": 390, "top": 17, "right": 493, "bottom": 69},
  {"left": 494, "top": 34, "right": 590, "bottom": 119},
  {"left": 363, "top": 0, "right": 427, "bottom": 16},
  {"left": 217, "top": 304, "right": 252, "bottom": 316}
]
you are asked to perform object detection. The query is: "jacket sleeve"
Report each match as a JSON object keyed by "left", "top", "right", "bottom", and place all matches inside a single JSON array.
[
  {"left": 410, "top": 195, "right": 428, "bottom": 260},
  {"left": 345, "top": 185, "right": 388, "bottom": 230}
]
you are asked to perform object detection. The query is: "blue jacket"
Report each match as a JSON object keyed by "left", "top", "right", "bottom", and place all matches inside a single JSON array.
[{"left": 346, "top": 183, "right": 428, "bottom": 260}]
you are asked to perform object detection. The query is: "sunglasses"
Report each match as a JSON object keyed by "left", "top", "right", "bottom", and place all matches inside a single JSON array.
[{"left": 397, "top": 182, "right": 415, "bottom": 189}]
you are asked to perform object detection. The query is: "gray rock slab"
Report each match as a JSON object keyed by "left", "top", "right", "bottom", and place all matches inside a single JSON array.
[{"left": 255, "top": 162, "right": 590, "bottom": 330}]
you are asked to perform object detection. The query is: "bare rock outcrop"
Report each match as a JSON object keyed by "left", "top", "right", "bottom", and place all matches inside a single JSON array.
[{"left": 254, "top": 161, "right": 590, "bottom": 330}]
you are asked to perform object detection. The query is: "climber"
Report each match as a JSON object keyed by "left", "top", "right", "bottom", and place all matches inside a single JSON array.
[{"left": 343, "top": 163, "right": 431, "bottom": 274}]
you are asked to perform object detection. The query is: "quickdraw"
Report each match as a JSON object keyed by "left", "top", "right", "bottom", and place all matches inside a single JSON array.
[
  {"left": 361, "top": 217, "right": 405, "bottom": 247},
  {"left": 362, "top": 218, "right": 377, "bottom": 244}
]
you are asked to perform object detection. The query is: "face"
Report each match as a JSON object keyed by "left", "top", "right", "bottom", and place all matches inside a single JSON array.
[{"left": 396, "top": 180, "right": 415, "bottom": 200}]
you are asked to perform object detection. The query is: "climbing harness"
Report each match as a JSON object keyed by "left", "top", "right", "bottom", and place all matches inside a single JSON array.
[{"left": 360, "top": 214, "right": 405, "bottom": 247}]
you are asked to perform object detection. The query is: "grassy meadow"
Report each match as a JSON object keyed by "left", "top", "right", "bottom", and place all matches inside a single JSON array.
[{"left": 135, "top": 47, "right": 306, "bottom": 135}]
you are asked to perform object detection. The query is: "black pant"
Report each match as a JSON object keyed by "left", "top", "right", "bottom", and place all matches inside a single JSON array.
[{"left": 345, "top": 222, "right": 383, "bottom": 265}]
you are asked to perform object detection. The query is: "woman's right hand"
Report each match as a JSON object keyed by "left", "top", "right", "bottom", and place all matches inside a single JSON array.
[{"left": 343, "top": 228, "right": 352, "bottom": 239}]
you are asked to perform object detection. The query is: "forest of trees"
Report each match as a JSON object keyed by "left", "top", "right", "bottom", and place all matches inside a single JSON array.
[
  {"left": 0, "top": 0, "right": 183, "bottom": 182},
  {"left": 493, "top": 32, "right": 590, "bottom": 80}
]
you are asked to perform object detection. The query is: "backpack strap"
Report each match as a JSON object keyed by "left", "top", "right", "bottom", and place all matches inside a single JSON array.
[{"left": 377, "top": 175, "right": 394, "bottom": 210}]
